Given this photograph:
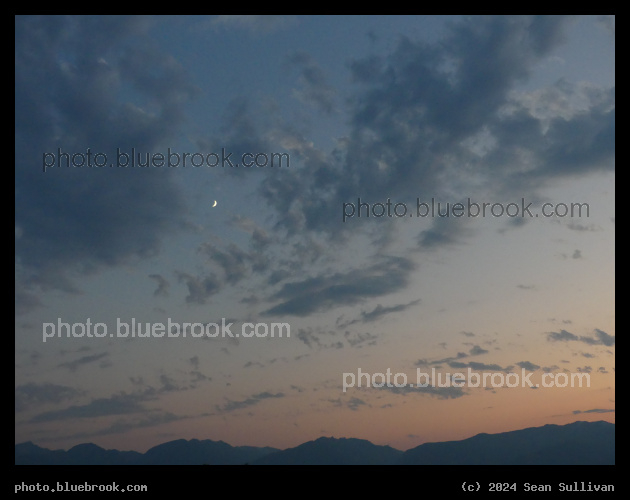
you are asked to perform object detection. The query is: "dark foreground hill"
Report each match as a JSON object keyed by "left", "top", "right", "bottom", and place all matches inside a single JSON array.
[
  {"left": 252, "top": 436, "right": 403, "bottom": 465},
  {"left": 15, "top": 420, "right": 613, "bottom": 465},
  {"left": 399, "top": 420, "right": 614, "bottom": 465},
  {"left": 15, "top": 439, "right": 279, "bottom": 465}
]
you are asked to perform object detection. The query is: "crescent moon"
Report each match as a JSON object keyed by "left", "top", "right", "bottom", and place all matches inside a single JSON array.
[{"left": 212, "top": 200, "right": 217, "bottom": 207}]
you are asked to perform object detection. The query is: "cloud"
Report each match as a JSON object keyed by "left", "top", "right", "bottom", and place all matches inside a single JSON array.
[
  {"left": 516, "top": 361, "right": 540, "bottom": 372},
  {"left": 49, "top": 412, "right": 187, "bottom": 441},
  {"left": 594, "top": 329, "right": 615, "bottom": 346},
  {"left": 286, "top": 51, "right": 337, "bottom": 114},
  {"left": 217, "top": 391, "right": 285, "bottom": 413},
  {"left": 517, "top": 284, "right": 536, "bottom": 290},
  {"left": 347, "top": 397, "right": 367, "bottom": 411},
  {"left": 469, "top": 345, "right": 489, "bottom": 356},
  {"left": 149, "top": 274, "right": 170, "bottom": 297},
  {"left": 157, "top": 374, "right": 183, "bottom": 393},
  {"left": 339, "top": 299, "right": 421, "bottom": 327},
  {"left": 566, "top": 222, "right": 601, "bottom": 232},
  {"left": 262, "top": 255, "right": 415, "bottom": 316},
  {"left": 229, "top": 216, "right": 273, "bottom": 250},
  {"left": 30, "top": 391, "right": 152, "bottom": 423},
  {"left": 15, "top": 283, "right": 42, "bottom": 316},
  {"left": 415, "top": 345, "right": 488, "bottom": 366},
  {"left": 200, "top": 243, "right": 251, "bottom": 285},
  {"left": 15, "top": 16, "right": 196, "bottom": 313},
  {"left": 57, "top": 352, "right": 110, "bottom": 372},
  {"left": 15, "top": 383, "right": 83, "bottom": 412},
  {"left": 199, "top": 241, "right": 270, "bottom": 284},
  {"left": 447, "top": 361, "right": 513, "bottom": 372},
  {"left": 380, "top": 384, "right": 466, "bottom": 399},
  {"left": 251, "top": 15, "right": 612, "bottom": 257},
  {"left": 296, "top": 328, "right": 322, "bottom": 348},
  {"left": 345, "top": 331, "right": 378, "bottom": 348},
  {"left": 546, "top": 328, "right": 614, "bottom": 346},
  {"left": 211, "top": 15, "right": 297, "bottom": 35},
  {"left": 572, "top": 408, "right": 614, "bottom": 415},
  {"left": 547, "top": 329, "right": 579, "bottom": 342},
  {"left": 175, "top": 271, "right": 222, "bottom": 305},
  {"left": 596, "top": 15, "right": 615, "bottom": 36},
  {"left": 418, "top": 216, "right": 473, "bottom": 249}
]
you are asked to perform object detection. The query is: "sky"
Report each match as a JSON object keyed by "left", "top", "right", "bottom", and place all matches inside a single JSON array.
[{"left": 15, "top": 15, "right": 614, "bottom": 453}]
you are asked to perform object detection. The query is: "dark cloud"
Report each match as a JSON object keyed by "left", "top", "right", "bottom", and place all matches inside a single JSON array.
[
  {"left": 572, "top": 408, "right": 614, "bottom": 415},
  {"left": 199, "top": 241, "right": 270, "bottom": 284},
  {"left": 338, "top": 299, "right": 421, "bottom": 328},
  {"left": 447, "top": 361, "right": 513, "bottom": 372},
  {"left": 175, "top": 271, "right": 222, "bottom": 305},
  {"left": 416, "top": 344, "right": 488, "bottom": 367},
  {"left": 345, "top": 331, "right": 378, "bottom": 348},
  {"left": 262, "top": 256, "right": 415, "bottom": 317},
  {"left": 286, "top": 51, "right": 337, "bottom": 114},
  {"left": 196, "top": 96, "right": 275, "bottom": 178},
  {"left": 594, "top": 329, "right": 615, "bottom": 346},
  {"left": 217, "top": 391, "right": 285, "bottom": 413},
  {"left": 547, "top": 329, "right": 579, "bottom": 342},
  {"left": 566, "top": 222, "right": 601, "bottom": 232},
  {"left": 296, "top": 328, "right": 321, "bottom": 348},
  {"left": 15, "top": 16, "right": 196, "bottom": 313},
  {"left": 596, "top": 15, "right": 615, "bottom": 36},
  {"left": 200, "top": 243, "right": 250, "bottom": 285},
  {"left": 516, "top": 361, "right": 540, "bottom": 372},
  {"left": 469, "top": 345, "right": 489, "bottom": 356},
  {"left": 15, "top": 383, "right": 83, "bottom": 412},
  {"left": 229, "top": 216, "right": 273, "bottom": 250},
  {"left": 381, "top": 384, "right": 466, "bottom": 399},
  {"left": 158, "top": 374, "right": 183, "bottom": 393},
  {"left": 360, "top": 299, "right": 421, "bottom": 322},
  {"left": 57, "top": 352, "right": 109, "bottom": 372},
  {"left": 546, "top": 329, "right": 614, "bottom": 346},
  {"left": 250, "top": 15, "right": 611, "bottom": 252},
  {"left": 211, "top": 15, "right": 297, "bottom": 35},
  {"left": 149, "top": 274, "right": 170, "bottom": 297},
  {"left": 542, "top": 365, "right": 560, "bottom": 373},
  {"left": 347, "top": 397, "right": 367, "bottom": 411},
  {"left": 418, "top": 216, "right": 473, "bottom": 249},
  {"left": 30, "top": 391, "right": 151, "bottom": 423},
  {"left": 50, "top": 412, "right": 186, "bottom": 441}
]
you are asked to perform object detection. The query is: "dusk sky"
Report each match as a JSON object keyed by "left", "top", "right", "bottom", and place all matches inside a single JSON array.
[{"left": 15, "top": 15, "right": 614, "bottom": 453}]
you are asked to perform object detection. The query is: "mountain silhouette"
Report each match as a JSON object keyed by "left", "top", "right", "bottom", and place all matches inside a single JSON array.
[
  {"left": 400, "top": 420, "right": 614, "bottom": 465},
  {"left": 138, "top": 439, "right": 279, "bottom": 465},
  {"left": 15, "top": 420, "right": 613, "bottom": 465},
  {"left": 252, "top": 436, "right": 403, "bottom": 465}
]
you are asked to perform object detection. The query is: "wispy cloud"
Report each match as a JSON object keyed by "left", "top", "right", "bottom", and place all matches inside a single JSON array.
[
  {"left": 216, "top": 392, "right": 285, "bottom": 413},
  {"left": 546, "top": 328, "right": 614, "bottom": 346}
]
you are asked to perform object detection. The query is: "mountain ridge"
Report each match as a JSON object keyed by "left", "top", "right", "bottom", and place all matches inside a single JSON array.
[{"left": 15, "top": 420, "right": 614, "bottom": 465}]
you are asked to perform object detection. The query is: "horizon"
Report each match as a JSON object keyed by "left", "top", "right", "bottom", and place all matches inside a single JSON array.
[
  {"left": 17, "top": 419, "right": 614, "bottom": 455},
  {"left": 15, "top": 15, "right": 614, "bottom": 456}
]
